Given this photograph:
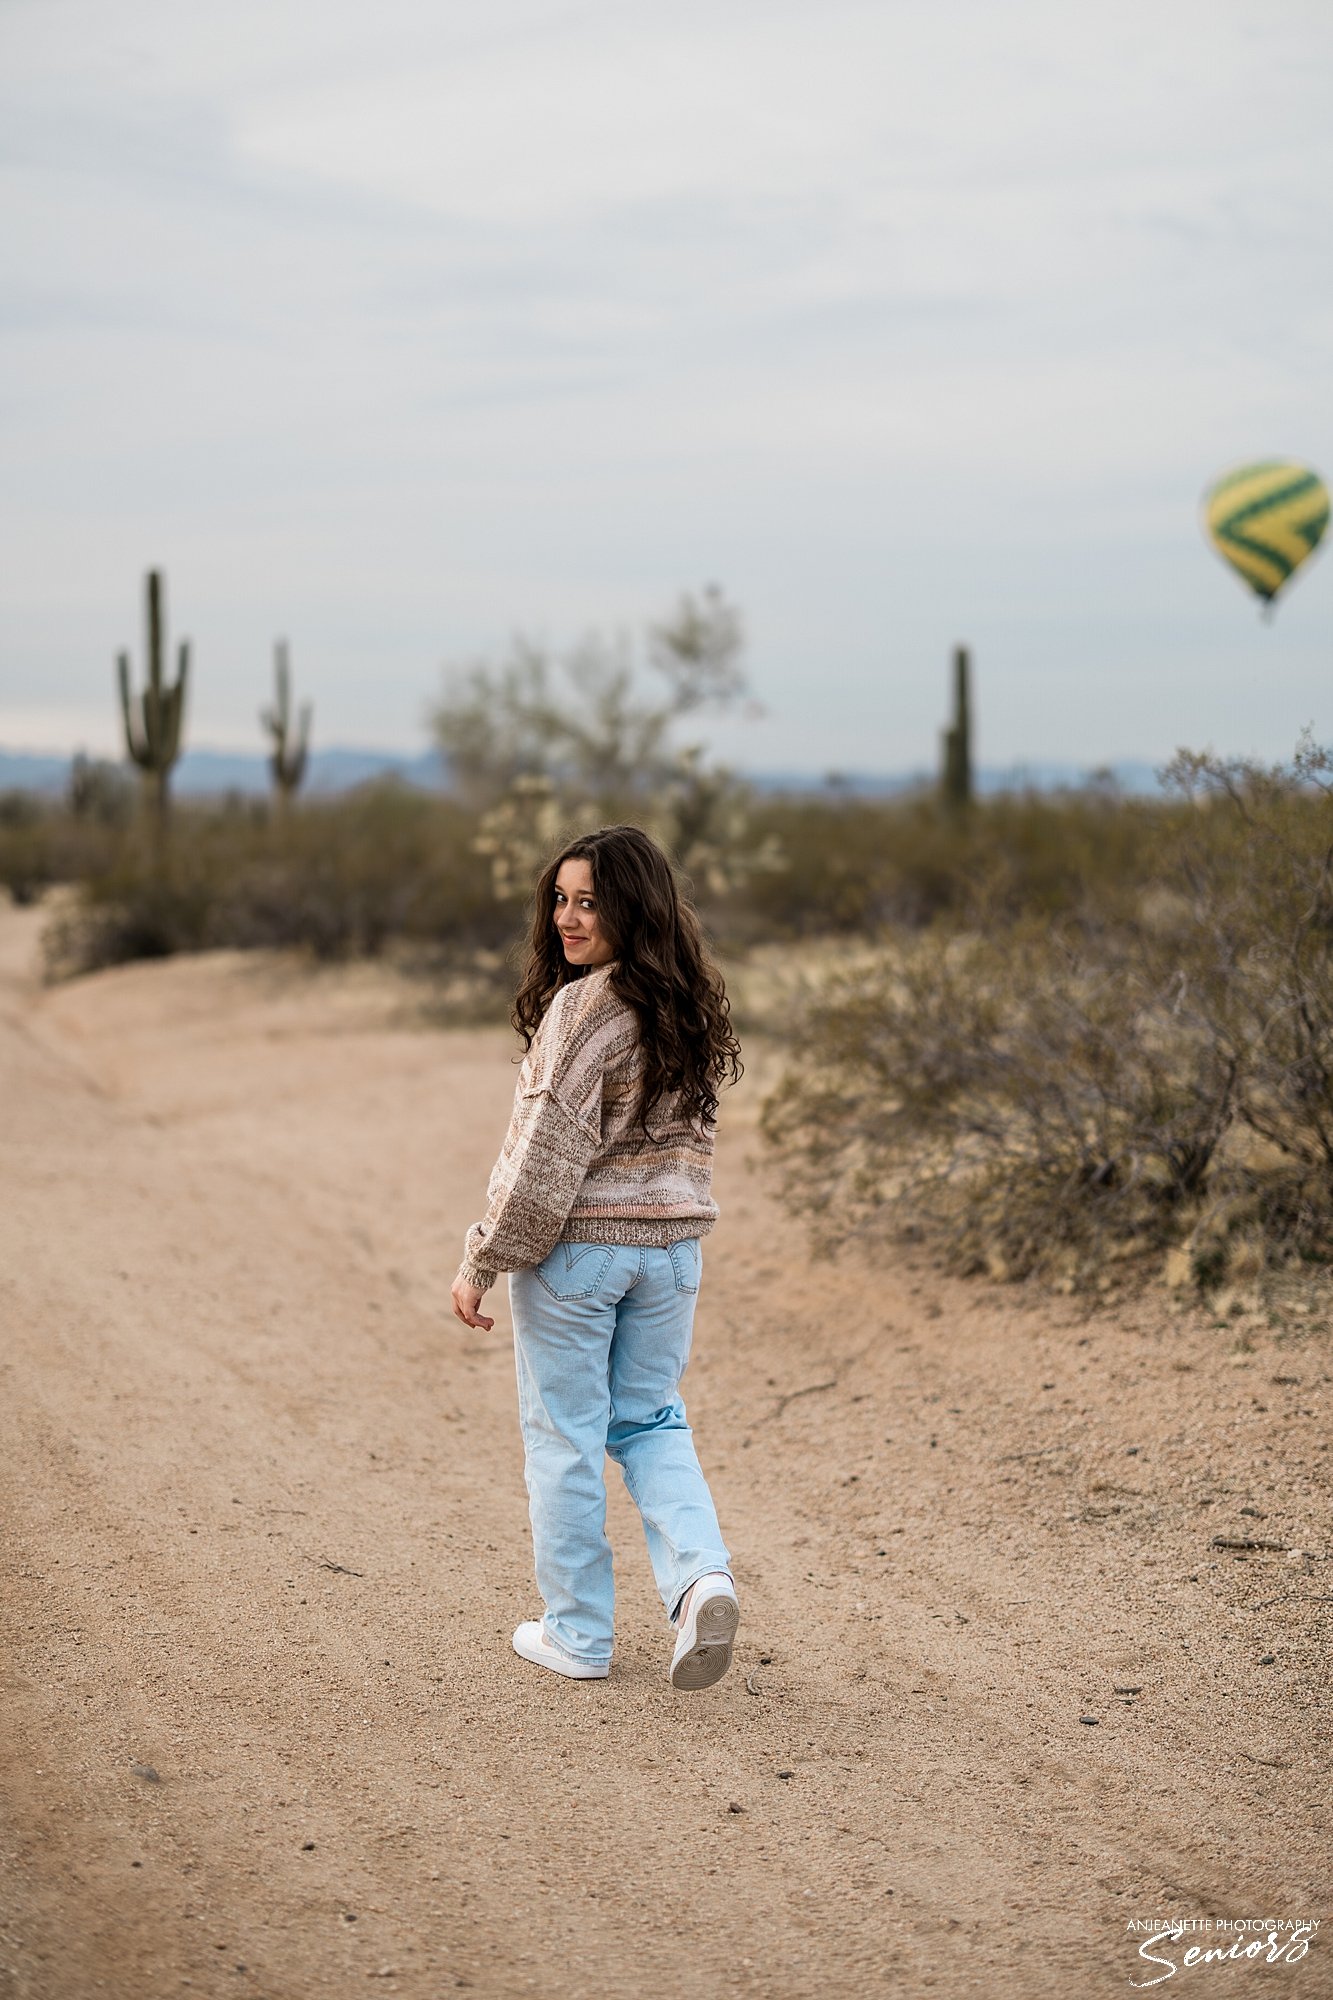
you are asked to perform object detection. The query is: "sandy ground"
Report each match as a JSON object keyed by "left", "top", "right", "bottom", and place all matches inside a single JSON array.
[{"left": 1, "top": 901, "right": 1329, "bottom": 2000}]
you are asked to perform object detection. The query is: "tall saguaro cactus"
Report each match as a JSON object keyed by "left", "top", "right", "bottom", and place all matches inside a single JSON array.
[
  {"left": 940, "top": 643, "right": 973, "bottom": 811},
  {"left": 117, "top": 569, "right": 189, "bottom": 846},
  {"left": 261, "top": 639, "right": 313, "bottom": 813}
]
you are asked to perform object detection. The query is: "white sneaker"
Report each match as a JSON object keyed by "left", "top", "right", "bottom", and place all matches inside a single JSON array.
[
  {"left": 669, "top": 1573, "right": 739, "bottom": 1690},
  {"left": 512, "top": 1619, "right": 610, "bottom": 1680}
]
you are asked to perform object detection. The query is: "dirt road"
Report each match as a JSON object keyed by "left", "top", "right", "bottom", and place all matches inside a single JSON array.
[{"left": 1, "top": 904, "right": 1328, "bottom": 1999}]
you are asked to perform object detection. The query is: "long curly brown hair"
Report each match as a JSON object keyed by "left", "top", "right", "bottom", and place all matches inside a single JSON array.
[{"left": 510, "top": 823, "right": 743, "bottom": 1139}]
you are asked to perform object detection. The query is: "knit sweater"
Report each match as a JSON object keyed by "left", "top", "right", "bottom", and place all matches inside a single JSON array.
[{"left": 457, "top": 960, "right": 720, "bottom": 1292}]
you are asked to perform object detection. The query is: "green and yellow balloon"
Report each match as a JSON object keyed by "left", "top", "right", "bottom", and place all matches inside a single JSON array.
[{"left": 1204, "top": 459, "right": 1329, "bottom": 613}]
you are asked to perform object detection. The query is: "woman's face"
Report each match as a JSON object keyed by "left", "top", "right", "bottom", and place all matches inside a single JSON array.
[{"left": 553, "top": 856, "right": 616, "bottom": 967}]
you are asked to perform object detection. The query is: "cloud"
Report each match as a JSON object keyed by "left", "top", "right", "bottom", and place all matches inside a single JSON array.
[{"left": 1, "top": 0, "right": 1332, "bottom": 767}]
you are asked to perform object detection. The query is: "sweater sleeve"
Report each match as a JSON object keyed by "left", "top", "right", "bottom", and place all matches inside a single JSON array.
[{"left": 456, "top": 982, "right": 614, "bottom": 1292}]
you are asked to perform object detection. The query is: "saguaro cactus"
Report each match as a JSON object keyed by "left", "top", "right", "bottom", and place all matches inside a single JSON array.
[
  {"left": 260, "top": 640, "right": 313, "bottom": 812},
  {"left": 117, "top": 569, "right": 189, "bottom": 845},
  {"left": 940, "top": 643, "right": 973, "bottom": 810}
]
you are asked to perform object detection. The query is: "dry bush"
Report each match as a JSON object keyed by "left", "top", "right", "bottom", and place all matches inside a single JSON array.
[
  {"left": 0, "top": 789, "right": 128, "bottom": 907},
  {"left": 757, "top": 736, "right": 1333, "bottom": 1296},
  {"left": 757, "top": 920, "right": 1238, "bottom": 1290},
  {"left": 722, "top": 785, "right": 1172, "bottom": 939},
  {"left": 23, "top": 762, "right": 1182, "bottom": 975},
  {"left": 469, "top": 765, "right": 785, "bottom": 913},
  {"left": 39, "top": 784, "right": 509, "bottom": 980}
]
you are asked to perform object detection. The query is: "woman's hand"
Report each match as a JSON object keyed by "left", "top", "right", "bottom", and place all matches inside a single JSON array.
[{"left": 451, "top": 1273, "right": 495, "bottom": 1331}]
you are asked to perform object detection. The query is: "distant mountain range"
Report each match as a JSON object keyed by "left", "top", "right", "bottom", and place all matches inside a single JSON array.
[{"left": 0, "top": 743, "right": 1172, "bottom": 799}]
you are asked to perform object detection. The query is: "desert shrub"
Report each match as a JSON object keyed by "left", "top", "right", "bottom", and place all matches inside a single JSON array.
[
  {"left": 1, "top": 788, "right": 130, "bottom": 907},
  {"left": 40, "top": 784, "right": 512, "bottom": 978},
  {"left": 429, "top": 586, "right": 788, "bottom": 919},
  {"left": 26, "top": 758, "right": 1187, "bottom": 971},
  {"left": 469, "top": 765, "right": 786, "bottom": 921},
  {"left": 725, "top": 786, "right": 1173, "bottom": 938},
  {"left": 39, "top": 754, "right": 790, "bottom": 980},
  {"left": 68, "top": 754, "right": 136, "bottom": 827},
  {"left": 757, "top": 735, "right": 1333, "bottom": 1295},
  {"left": 0, "top": 791, "right": 52, "bottom": 905},
  {"left": 756, "top": 918, "right": 1240, "bottom": 1289}
]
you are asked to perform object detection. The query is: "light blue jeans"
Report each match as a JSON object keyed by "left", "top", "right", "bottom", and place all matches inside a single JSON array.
[{"left": 508, "top": 1237, "right": 732, "bottom": 1667}]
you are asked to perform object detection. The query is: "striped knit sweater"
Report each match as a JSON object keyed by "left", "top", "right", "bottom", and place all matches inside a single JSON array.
[{"left": 457, "top": 959, "right": 720, "bottom": 1292}]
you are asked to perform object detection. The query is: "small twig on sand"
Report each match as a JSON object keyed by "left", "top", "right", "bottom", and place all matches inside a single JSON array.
[
  {"left": 770, "top": 1377, "right": 837, "bottom": 1420},
  {"left": 763, "top": 1340, "right": 876, "bottom": 1423}
]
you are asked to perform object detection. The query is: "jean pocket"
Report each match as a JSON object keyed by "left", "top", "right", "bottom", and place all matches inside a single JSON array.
[
  {"left": 534, "top": 1240, "right": 615, "bottom": 1301},
  {"left": 666, "top": 1237, "right": 701, "bottom": 1293}
]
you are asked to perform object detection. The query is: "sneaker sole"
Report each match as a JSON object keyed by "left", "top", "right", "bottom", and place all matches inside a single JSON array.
[{"left": 670, "top": 1592, "right": 739, "bottom": 1690}]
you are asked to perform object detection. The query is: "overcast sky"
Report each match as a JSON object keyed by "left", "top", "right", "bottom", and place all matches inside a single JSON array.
[{"left": 3, "top": 0, "right": 1332, "bottom": 775}]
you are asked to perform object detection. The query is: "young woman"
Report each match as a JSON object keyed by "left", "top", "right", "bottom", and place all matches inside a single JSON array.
[{"left": 450, "top": 823, "right": 743, "bottom": 1689}]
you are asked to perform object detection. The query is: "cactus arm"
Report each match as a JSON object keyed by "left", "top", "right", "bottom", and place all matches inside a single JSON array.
[
  {"left": 117, "top": 649, "right": 149, "bottom": 766},
  {"left": 262, "top": 713, "right": 283, "bottom": 787},
  {"left": 264, "top": 642, "right": 290, "bottom": 774},
  {"left": 165, "top": 641, "right": 189, "bottom": 763},
  {"left": 264, "top": 642, "right": 311, "bottom": 795}
]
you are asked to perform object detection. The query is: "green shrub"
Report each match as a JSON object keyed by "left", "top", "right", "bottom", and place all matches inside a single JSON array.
[
  {"left": 1, "top": 787, "right": 129, "bottom": 907},
  {"left": 40, "top": 784, "right": 512, "bottom": 978},
  {"left": 720, "top": 785, "right": 1173, "bottom": 940},
  {"left": 26, "top": 767, "right": 1190, "bottom": 968}
]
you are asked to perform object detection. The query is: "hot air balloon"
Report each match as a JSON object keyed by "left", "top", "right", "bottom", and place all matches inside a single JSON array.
[{"left": 1203, "top": 460, "right": 1329, "bottom": 614}]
